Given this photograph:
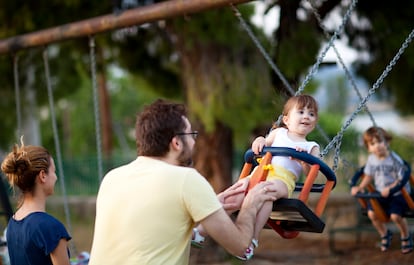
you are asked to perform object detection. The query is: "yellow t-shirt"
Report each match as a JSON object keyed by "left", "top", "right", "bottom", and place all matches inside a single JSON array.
[{"left": 89, "top": 156, "right": 222, "bottom": 265}]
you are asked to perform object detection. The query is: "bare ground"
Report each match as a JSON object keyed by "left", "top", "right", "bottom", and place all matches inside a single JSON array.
[
  {"left": 190, "top": 229, "right": 413, "bottom": 265},
  {"left": 54, "top": 194, "right": 414, "bottom": 265}
]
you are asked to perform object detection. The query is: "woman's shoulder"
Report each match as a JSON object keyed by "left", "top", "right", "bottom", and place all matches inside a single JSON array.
[
  {"left": 25, "top": 212, "right": 65, "bottom": 227},
  {"left": 29, "top": 212, "right": 70, "bottom": 238}
]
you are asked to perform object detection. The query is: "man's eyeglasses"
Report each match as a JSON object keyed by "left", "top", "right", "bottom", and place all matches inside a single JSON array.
[{"left": 176, "top": 131, "right": 198, "bottom": 140}]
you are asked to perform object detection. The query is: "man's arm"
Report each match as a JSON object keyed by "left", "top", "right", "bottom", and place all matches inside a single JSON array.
[{"left": 200, "top": 181, "right": 277, "bottom": 257}]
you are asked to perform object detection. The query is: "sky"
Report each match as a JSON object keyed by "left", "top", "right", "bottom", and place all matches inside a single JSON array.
[{"left": 251, "top": 2, "right": 359, "bottom": 65}]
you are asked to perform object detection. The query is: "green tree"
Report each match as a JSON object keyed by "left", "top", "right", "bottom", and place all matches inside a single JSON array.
[
  {"left": 1, "top": 0, "right": 414, "bottom": 261},
  {"left": 345, "top": 0, "right": 414, "bottom": 114},
  {"left": 0, "top": 0, "right": 114, "bottom": 150},
  {"left": 113, "top": 4, "right": 276, "bottom": 192},
  {"left": 1, "top": 0, "right": 413, "bottom": 186},
  {"left": 0, "top": 2, "right": 276, "bottom": 192},
  {"left": 264, "top": 0, "right": 414, "bottom": 114}
]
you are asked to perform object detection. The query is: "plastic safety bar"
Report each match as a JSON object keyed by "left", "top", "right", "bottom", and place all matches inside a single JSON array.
[{"left": 244, "top": 147, "right": 337, "bottom": 189}]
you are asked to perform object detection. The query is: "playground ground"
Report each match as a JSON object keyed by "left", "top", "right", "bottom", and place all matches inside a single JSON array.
[
  {"left": 191, "top": 229, "right": 414, "bottom": 265},
  {"left": 52, "top": 193, "right": 413, "bottom": 265}
]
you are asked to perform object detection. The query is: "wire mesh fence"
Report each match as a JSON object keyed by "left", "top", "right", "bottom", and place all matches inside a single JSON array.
[{"left": 54, "top": 154, "right": 134, "bottom": 196}]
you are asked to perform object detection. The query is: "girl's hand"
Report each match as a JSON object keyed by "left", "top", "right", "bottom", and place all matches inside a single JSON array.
[
  {"left": 251, "top": 136, "right": 266, "bottom": 155},
  {"left": 288, "top": 147, "right": 306, "bottom": 161},
  {"left": 295, "top": 147, "right": 306, "bottom": 153},
  {"left": 289, "top": 147, "right": 311, "bottom": 174}
]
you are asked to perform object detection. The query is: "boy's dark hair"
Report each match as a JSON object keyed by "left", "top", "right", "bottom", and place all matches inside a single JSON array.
[{"left": 362, "top": 126, "right": 392, "bottom": 148}]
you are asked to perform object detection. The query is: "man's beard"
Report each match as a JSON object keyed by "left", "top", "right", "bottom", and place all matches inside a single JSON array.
[{"left": 177, "top": 140, "right": 194, "bottom": 167}]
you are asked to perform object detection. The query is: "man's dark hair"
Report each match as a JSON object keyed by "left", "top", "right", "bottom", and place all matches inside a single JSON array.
[{"left": 136, "top": 99, "right": 187, "bottom": 156}]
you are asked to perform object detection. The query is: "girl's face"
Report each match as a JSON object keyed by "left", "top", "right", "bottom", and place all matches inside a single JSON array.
[
  {"left": 367, "top": 138, "right": 389, "bottom": 159},
  {"left": 283, "top": 104, "right": 317, "bottom": 137}
]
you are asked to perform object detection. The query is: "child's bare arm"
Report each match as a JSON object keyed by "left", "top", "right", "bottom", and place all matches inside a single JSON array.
[
  {"left": 350, "top": 175, "right": 373, "bottom": 196},
  {"left": 296, "top": 145, "right": 320, "bottom": 176},
  {"left": 251, "top": 130, "right": 277, "bottom": 155}
]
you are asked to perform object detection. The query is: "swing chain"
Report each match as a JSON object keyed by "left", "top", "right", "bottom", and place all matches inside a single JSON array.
[
  {"left": 321, "top": 28, "right": 414, "bottom": 157},
  {"left": 307, "top": 0, "right": 377, "bottom": 128},
  {"left": 89, "top": 36, "right": 104, "bottom": 183},
  {"left": 42, "top": 47, "right": 76, "bottom": 255},
  {"left": 297, "top": 0, "right": 358, "bottom": 95},
  {"left": 13, "top": 54, "right": 22, "bottom": 139},
  {"left": 230, "top": 4, "right": 295, "bottom": 96}
]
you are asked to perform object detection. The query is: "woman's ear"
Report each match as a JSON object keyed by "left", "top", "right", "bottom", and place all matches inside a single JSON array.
[{"left": 38, "top": 170, "right": 47, "bottom": 183}]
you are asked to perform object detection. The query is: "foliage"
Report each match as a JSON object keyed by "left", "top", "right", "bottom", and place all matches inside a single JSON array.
[
  {"left": 277, "top": 22, "right": 322, "bottom": 79},
  {"left": 40, "top": 63, "right": 164, "bottom": 157},
  {"left": 345, "top": 0, "right": 414, "bottom": 114},
  {"left": 108, "top": 24, "right": 183, "bottom": 98},
  {"left": 0, "top": 0, "right": 111, "bottom": 36},
  {"left": 310, "top": 112, "right": 360, "bottom": 156},
  {"left": 390, "top": 135, "right": 414, "bottom": 165},
  {"left": 0, "top": 56, "right": 16, "bottom": 150},
  {"left": 171, "top": 6, "right": 277, "bottom": 142},
  {"left": 0, "top": 0, "right": 114, "bottom": 149},
  {"left": 112, "top": 4, "right": 278, "bottom": 148},
  {"left": 0, "top": 1, "right": 414, "bottom": 197}
]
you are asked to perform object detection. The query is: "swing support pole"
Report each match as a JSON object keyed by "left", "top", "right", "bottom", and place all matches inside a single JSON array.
[{"left": 0, "top": 0, "right": 252, "bottom": 55}]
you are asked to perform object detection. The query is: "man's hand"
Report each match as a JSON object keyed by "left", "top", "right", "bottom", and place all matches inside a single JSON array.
[
  {"left": 217, "top": 180, "right": 248, "bottom": 213},
  {"left": 241, "top": 181, "right": 277, "bottom": 212}
]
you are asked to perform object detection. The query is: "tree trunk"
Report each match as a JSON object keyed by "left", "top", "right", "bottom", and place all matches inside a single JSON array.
[
  {"left": 189, "top": 122, "right": 234, "bottom": 263},
  {"left": 193, "top": 122, "right": 233, "bottom": 193},
  {"left": 175, "top": 30, "right": 235, "bottom": 263}
]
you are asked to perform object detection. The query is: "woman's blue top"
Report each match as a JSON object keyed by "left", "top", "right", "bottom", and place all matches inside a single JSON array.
[{"left": 6, "top": 212, "right": 71, "bottom": 265}]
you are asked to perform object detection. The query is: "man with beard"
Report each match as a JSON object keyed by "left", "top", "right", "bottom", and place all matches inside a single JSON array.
[{"left": 89, "top": 98, "right": 278, "bottom": 265}]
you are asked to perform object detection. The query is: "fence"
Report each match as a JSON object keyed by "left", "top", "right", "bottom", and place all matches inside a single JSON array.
[{"left": 54, "top": 154, "right": 133, "bottom": 196}]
